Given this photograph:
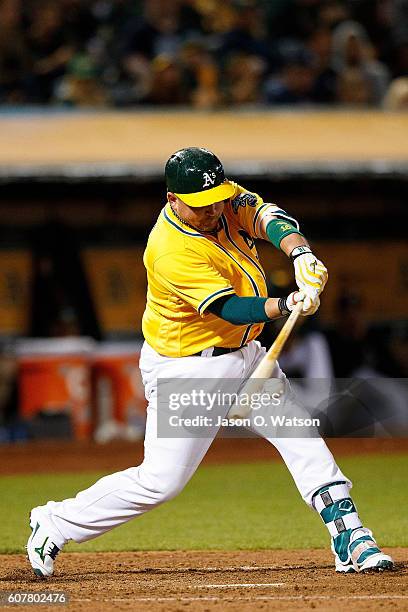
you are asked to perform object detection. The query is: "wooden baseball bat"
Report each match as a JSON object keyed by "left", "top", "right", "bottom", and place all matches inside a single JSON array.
[{"left": 228, "top": 301, "right": 303, "bottom": 419}]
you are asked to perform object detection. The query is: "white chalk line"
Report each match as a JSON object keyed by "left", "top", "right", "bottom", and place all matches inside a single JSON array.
[{"left": 122, "top": 564, "right": 315, "bottom": 574}]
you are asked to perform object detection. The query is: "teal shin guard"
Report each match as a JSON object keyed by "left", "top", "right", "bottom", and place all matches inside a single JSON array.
[{"left": 312, "top": 482, "right": 362, "bottom": 568}]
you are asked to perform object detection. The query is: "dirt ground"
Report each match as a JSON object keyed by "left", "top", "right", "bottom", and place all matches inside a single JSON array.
[
  {"left": 1, "top": 549, "right": 407, "bottom": 611},
  {"left": 1, "top": 439, "right": 407, "bottom": 610}
]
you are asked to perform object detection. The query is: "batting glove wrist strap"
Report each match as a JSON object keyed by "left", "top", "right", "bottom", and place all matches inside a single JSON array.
[
  {"left": 278, "top": 297, "right": 290, "bottom": 316},
  {"left": 290, "top": 245, "right": 312, "bottom": 261},
  {"left": 279, "top": 291, "right": 305, "bottom": 316}
]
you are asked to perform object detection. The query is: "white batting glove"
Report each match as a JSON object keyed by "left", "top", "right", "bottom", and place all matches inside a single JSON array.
[
  {"left": 281, "top": 290, "right": 320, "bottom": 317},
  {"left": 291, "top": 246, "right": 328, "bottom": 297}
]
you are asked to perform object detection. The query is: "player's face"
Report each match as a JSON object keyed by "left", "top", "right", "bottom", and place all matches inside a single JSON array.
[
  {"left": 187, "top": 200, "right": 226, "bottom": 231},
  {"left": 170, "top": 195, "right": 227, "bottom": 232}
]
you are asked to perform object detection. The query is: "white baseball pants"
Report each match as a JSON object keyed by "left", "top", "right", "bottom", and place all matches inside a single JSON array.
[{"left": 45, "top": 340, "right": 350, "bottom": 545}]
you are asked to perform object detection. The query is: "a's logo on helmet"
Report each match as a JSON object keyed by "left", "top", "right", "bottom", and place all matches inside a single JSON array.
[{"left": 203, "top": 171, "right": 216, "bottom": 188}]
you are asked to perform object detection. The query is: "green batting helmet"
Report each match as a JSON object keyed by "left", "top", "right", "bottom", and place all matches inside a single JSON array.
[{"left": 165, "top": 147, "right": 235, "bottom": 207}]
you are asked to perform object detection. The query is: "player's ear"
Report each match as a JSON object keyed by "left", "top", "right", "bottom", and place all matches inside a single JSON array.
[{"left": 167, "top": 192, "right": 177, "bottom": 204}]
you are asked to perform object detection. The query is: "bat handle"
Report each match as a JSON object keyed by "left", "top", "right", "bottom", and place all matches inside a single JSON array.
[{"left": 267, "top": 300, "right": 303, "bottom": 361}]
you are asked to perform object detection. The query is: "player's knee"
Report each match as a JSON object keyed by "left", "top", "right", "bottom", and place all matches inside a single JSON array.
[
  {"left": 159, "top": 478, "right": 185, "bottom": 502},
  {"left": 147, "top": 474, "right": 186, "bottom": 504},
  {"left": 132, "top": 464, "right": 188, "bottom": 503}
]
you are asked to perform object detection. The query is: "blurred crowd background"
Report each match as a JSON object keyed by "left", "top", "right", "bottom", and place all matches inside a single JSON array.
[{"left": 1, "top": 0, "right": 408, "bottom": 109}]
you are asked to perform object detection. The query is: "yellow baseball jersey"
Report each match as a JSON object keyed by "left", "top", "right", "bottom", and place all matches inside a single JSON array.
[{"left": 142, "top": 183, "right": 289, "bottom": 357}]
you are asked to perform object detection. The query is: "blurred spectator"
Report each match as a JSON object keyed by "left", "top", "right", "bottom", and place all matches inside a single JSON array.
[
  {"left": 26, "top": 2, "right": 74, "bottom": 103},
  {"left": 278, "top": 319, "right": 334, "bottom": 380},
  {"left": 55, "top": 53, "right": 109, "bottom": 107},
  {"left": 119, "top": 0, "right": 199, "bottom": 104},
  {"left": 264, "top": 0, "right": 347, "bottom": 42},
  {"left": 120, "top": 0, "right": 192, "bottom": 62},
  {"left": 349, "top": 0, "right": 394, "bottom": 66},
  {"left": 147, "top": 55, "right": 186, "bottom": 105},
  {"left": 383, "top": 76, "right": 408, "bottom": 110},
  {"left": 211, "top": 0, "right": 270, "bottom": 63},
  {"left": 224, "top": 52, "right": 266, "bottom": 105},
  {"left": 180, "top": 39, "right": 221, "bottom": 108},
  {"left": 336, "top": 66, "right": 372, "bottom": 105},
  {"left": 264, "top": 44, "right": 316, "bottom": 105},
  {"left": 0, "top": 0, "right": 31, "bottom": 103},
  {"left": 331, "top": 20, "right": 390, "bottom": 105},
  {"left": 318, "top": 0, "right": 349, "bottom": 30},
  {"left": 326, "top": 290, "right": 370, "bottom": 377},
  {"left": 307, "top": 28, "right": 337, "bottom": 103}
]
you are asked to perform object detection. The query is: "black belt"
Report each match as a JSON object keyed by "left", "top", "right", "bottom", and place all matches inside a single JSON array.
[{"left": 192, "top": 346, "right": 244, "bottom": 357}]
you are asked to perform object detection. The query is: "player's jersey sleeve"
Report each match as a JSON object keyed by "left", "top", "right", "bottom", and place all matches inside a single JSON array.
[
  {"left": 153, "top": 250, "right": 235, "bottom": 316},
  {"left": 230, "top": 183, "right": 300, "bottom": 238}
]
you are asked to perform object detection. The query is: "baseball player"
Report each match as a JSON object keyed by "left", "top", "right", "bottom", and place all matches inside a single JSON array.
[{"left": 27, "top": 147, "right": 393, "bottom": 577}]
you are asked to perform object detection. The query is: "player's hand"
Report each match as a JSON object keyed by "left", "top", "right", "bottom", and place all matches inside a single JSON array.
[
  {"left": 286, "top": 290, "right": 320, "bottom": 316},
  {"left": 291, "top": 246, "right": 328, "bottom": 296}
]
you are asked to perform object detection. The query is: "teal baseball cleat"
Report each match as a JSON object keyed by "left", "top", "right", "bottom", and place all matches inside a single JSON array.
[{"left": 333, "top": 527, "right": 394, "bottom": 573}]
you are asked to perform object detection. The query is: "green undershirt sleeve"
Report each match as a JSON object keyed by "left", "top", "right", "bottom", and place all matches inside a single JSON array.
[{"left": 207, "top": 294, "right": 270, "bottom": 325}]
